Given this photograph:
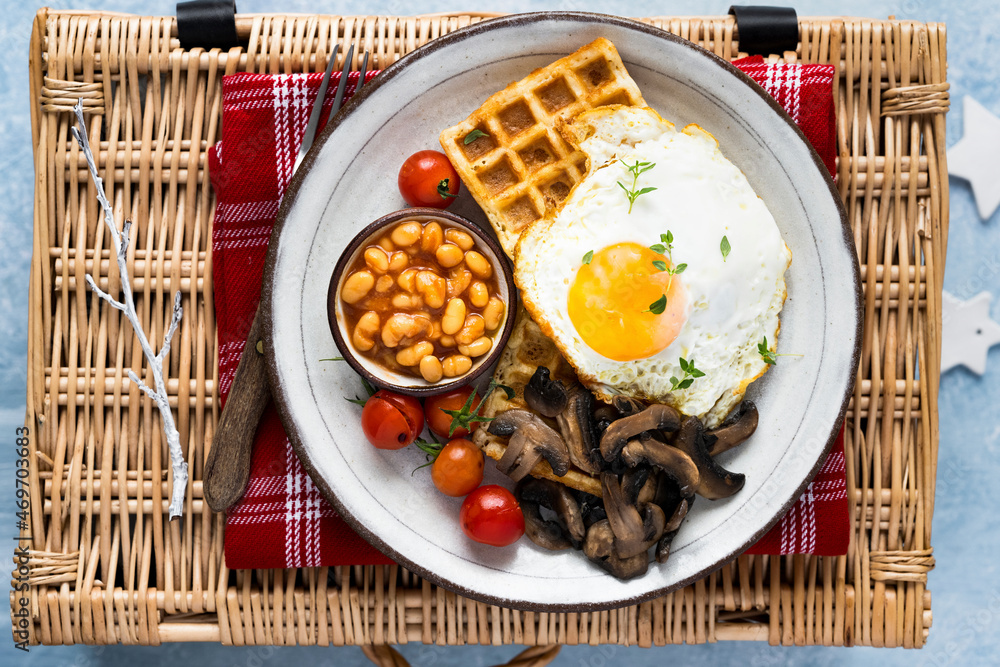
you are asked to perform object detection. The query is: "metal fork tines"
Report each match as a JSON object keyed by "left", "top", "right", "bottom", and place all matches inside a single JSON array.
[{"left": 294, "top": 44, "right": 368, "bottom": 173}]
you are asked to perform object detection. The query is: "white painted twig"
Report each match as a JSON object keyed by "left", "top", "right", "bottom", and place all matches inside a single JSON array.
[{"left": 72, "top": 99, "right": 189, "bottom": 520}]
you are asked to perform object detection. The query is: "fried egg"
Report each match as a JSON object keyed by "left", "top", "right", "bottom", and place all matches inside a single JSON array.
[{"left": 514, "top": 106, "right": 791, "bottom": 427}]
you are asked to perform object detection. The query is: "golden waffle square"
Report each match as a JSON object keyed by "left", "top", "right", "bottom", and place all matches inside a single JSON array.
[
  {"left": 439, "top": 38, "right": 646, "bottom": 257},
  {"left": 471, "top": 306, "right": 602, "bottom": 497}
]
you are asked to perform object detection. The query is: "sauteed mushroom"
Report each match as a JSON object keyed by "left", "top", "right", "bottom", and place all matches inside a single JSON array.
[
  {"left": 620, "top": 436, "right": 700, "bottom": 497},
  {"left": 488, "top": 409, "right": 570, "bottom": 481},
  {"left": 601, "top": 472, "right": 667, "bottom": 559},
  {"left": 576, "top": 490, "right": 607, "bottom": 527},
  {"left": 673, "top": 416, "right": 745, "bottom": 500},
  {"left": 652, "top": 482, "right": 692, "bottom": 563},
  {"left": 611, "top": 395, "right": 646, "bottom": 417},
  {"left": 523, "top": 367, "right": 568, "bottom": 418},
  {"left": 706, "top": 400, "right": 759, "bottom": 456},
  {"left": 600, "top": 404, "right": 681, "bottom": 461},
  {"left": 583, "top": 520, "right": 649, "bottom": 580},
  {"left": 622, "top": 466, "right": 658, "bottom": 506},
  {"left": 555, "top": 384, "right": 603, "bottom": 475},
  {"left": 516, "top": 477, "right": 586, "bottom": 550},
  {"left": 655, "top": 530, "right": 678, "bottom": 564},
  {"left": 664, "top": 496, "right": 692, "bottom": 533},
  {"left": 593, "top": 404, "right": 620, "bottom": 439}
]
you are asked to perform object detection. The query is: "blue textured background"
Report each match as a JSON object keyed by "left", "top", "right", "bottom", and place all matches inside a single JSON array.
[{"left": 2, "top": 0, "right": 998, "bottom": 664}]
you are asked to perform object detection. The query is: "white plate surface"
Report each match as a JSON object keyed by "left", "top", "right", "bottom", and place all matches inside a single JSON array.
[{"left": 262, "top": 12, "right": 861, "bottom": 611}]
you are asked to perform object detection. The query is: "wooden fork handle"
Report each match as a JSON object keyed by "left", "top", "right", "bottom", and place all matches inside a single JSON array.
[{"left": 204, "top": 308, "right": 271, "bottom": 512}]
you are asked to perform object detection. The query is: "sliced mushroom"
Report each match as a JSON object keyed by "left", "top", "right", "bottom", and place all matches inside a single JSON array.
[
  {"left": 516, "top": 477, "right": 586, "bottom": 550},
  {"left": 655, "top": 530, "right": 678, "bottom": 564},
  {"left": 647, "top": 475, "right": 690, "bottom": 561},
  {"left": 673, "top": 416, "right": 745, "bottom": 500},
  {"left": 593, "top": 404, "right": 620, "bottom": 439},
  {"left": 523, "top": 367, "right": 568, "bottom": 418},
  {"left": 583, "top": 519, "right": 650, "bottom": 580},
  {"left": 555, "top": 384, "right": 602, "bottom": 475},
  {"left": 611, "top": 395, "right": 646, "bottom": 417},
  {"left": 600, "top": 404, "right": 682, "bottom": 461},
  {"left": 652, "top": 473, "right": 681, "bottom": 514},
  {"left": 488, "top": 409, "right": 571, "bottom": 481},
  {"left": 620, "top": 436, "right": 700, "bottom": 498},
  {"left": 664, "top": 496, "right": 692, "bottom": 533},
  {"left": 706, "top": 400, "right": 759, "bottom": 456},
  {"left": 576, "top": 490, "right": 608, "bottom": 527},
  {"left": 601, "top": 472, "right": 667, "bottom": 559},
  {"left": 622, "top": 466, "right": 658, "bottom": 506}
]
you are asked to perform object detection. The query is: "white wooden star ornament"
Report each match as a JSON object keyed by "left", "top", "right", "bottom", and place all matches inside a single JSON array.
[
  {"left": 941, "top": 291, "right": 1000, "bottom": 375},
  {"left": 948, "top": 96, "right": 1000, "bottom": 220}
]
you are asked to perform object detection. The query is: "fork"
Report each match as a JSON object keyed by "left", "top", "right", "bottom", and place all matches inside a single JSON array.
[{"left": 205, "top": 46, "right": 370, "bottom": 513}]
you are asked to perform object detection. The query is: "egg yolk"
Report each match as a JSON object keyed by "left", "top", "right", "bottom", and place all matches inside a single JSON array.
[{"left": 568, "top": 242, "right": 687, "bottom": 361}]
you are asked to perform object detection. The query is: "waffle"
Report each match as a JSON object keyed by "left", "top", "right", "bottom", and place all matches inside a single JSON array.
[
  {"left": 439, "top": 38, "right": 646, "bottom": 257},
  {"left": 471, "top": 306, "right": 602, "bottom": 497}
]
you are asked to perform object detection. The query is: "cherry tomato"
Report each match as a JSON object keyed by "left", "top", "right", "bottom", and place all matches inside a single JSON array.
[
  {"left": 361, "top": 390, "right": 424, "bottom": 450},
  {"left": 460, "top": 485, "right": 525, "bottom": 547},
  {"left": 425, "top": 386, "right": 481, "bottom": 439},
  {"left": 398, "top": 150, "right": 460, "bottom": 208},
  {"left": 431, "top": 439, "right": 485, "bottom": 497}
]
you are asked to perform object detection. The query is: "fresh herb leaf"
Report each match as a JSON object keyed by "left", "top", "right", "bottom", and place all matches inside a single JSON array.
[
  {"left": 757, "top": 336, "right": 803, "bottom": 365},
  {"left": 758, "top": 336, "right": 778, "bottom": 365},
  {"left": 670, "top": 358, "right": 704, "bottom": 391},
  {"left": 320, "top": 356, "right": 345, "bottom": 362},
  {"left": 582, "top": 250, "right": 594, "bottom": 265},
  {"left": 721, "top": 235, "right": 731, "bottom": 262},
  {"left": 644, "top": 294, "right": 667, "bottom": 315},
  {"left": 647, "top": 231, "right": 685, "bottom": 300},
  {"left": 437, "top": 178, "right": 458, "bottom": 199},
  {"left": 345, "top": 375, "right": 377, "bottom": 407},
  {"left": 494, "top": 381, "right": 516, "bottom": 400},
  {"left": 617, "top": 160, "right": 657, "bottom": 214},
  {"left": 463, "top": 129, "right": 489, "bottom": 145}
]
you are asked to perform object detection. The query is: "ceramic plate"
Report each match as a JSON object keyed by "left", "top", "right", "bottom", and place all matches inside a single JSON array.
[{"left": 262, "top": 12, "right": 861, "bottom": 611}]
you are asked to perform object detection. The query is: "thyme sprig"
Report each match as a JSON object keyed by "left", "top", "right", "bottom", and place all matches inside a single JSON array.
[
  {"left": 670, "top": 357, "right": 705, "bottom": 391},
  {"left": 617, "top": 160, "right": 657, "bottom": 214},
  {"left": 645, "top": 231, "right": 686, "bottom": 313}
]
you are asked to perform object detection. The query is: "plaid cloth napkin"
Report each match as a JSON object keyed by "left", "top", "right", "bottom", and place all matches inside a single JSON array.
[{"left": 208, "top": 57, "right": 847, "bottom": 570}]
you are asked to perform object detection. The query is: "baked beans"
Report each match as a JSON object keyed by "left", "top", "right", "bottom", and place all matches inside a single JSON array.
[{"left": 340, "top": 219, "right": 506, "bottom": 382}]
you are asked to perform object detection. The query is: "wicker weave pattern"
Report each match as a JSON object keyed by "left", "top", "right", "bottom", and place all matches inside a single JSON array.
[{"left": 18, "top": 10, "right": 946, "bottom": 654}]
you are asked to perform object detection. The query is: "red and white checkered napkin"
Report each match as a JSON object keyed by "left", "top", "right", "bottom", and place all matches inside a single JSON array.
[
  {"left": 207, "top": 58, "right": 847, "bottom": 570},
  {"left": 208, "top": 71, "right": 391, "bottom": 569}
]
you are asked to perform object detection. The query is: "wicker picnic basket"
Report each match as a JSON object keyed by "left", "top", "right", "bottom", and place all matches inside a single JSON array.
[{"left": 18, "top": 8, "right": 947, "bottom": 662}]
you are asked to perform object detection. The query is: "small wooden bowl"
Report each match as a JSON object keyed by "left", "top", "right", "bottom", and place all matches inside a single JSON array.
[{"left": 327, "top": 208, "right": 517, "bottom": 396}]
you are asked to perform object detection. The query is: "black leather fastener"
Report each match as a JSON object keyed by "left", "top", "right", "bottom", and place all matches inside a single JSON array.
[
  {"left": 177, "top": 0, "right": 240, "bottom": 51},
  {"left": 729, "top": 6, "right": 799, "bottom": 56}
]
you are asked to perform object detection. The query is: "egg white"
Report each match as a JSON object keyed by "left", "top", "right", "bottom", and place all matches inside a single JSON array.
[{"left": 514, "top": 106, "right": 792, "bottom": 427}]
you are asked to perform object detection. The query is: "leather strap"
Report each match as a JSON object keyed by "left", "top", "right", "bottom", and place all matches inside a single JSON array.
[
  {"left": 176, "top": 0, "right": 240, "bottom": 50},
  {"left": 729, "top": 5, "right": 799, "bottom": 56}
]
